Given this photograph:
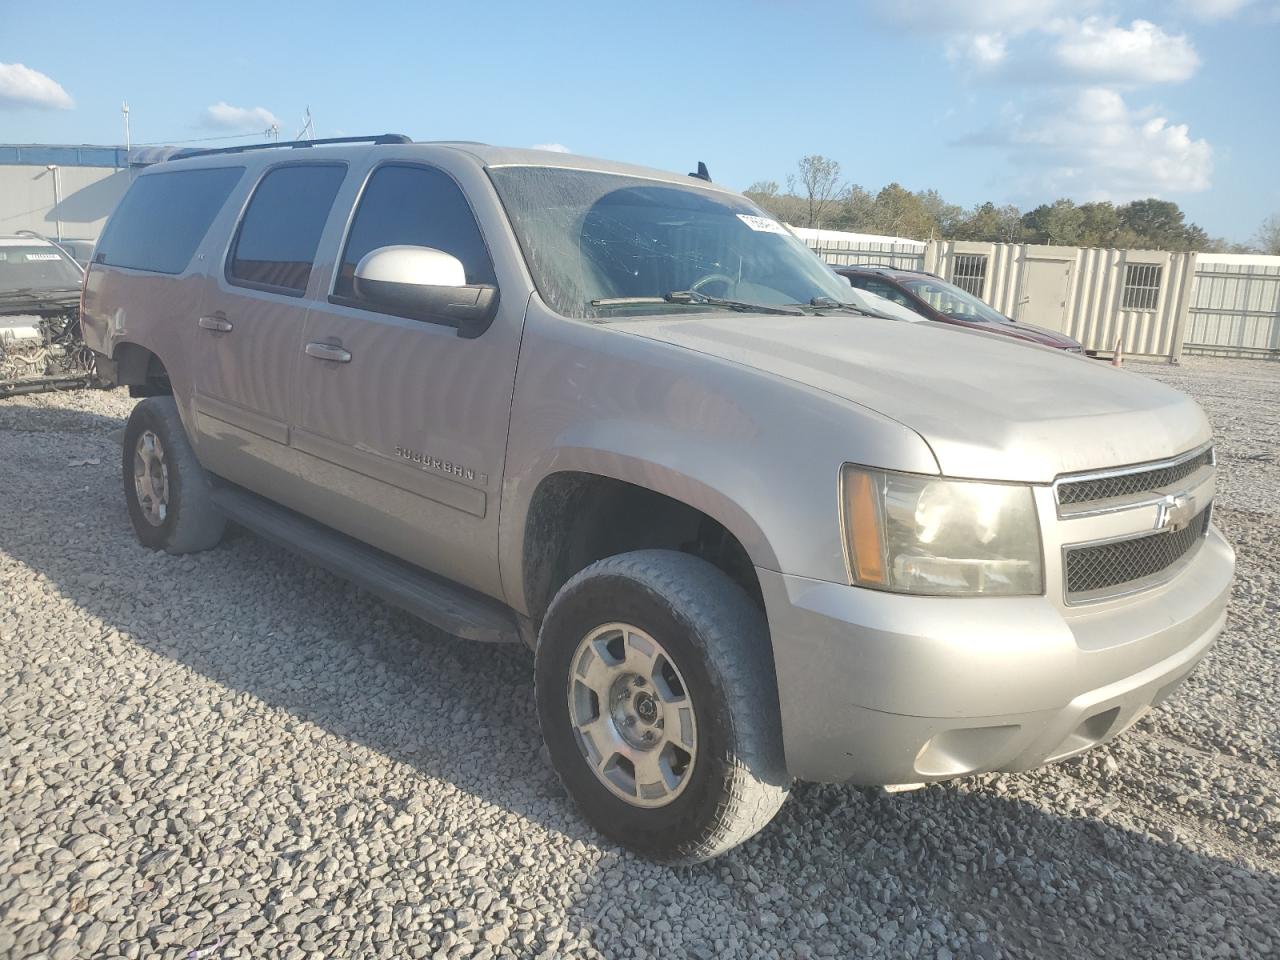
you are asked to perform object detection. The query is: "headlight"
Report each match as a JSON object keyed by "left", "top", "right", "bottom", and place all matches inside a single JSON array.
[{"left": 840, "top": 466, "right": 1043, "bottom": 596}]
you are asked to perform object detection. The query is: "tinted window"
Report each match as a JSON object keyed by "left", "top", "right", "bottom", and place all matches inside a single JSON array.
[
  {"left": 229, "top": 164, "right": 346, "bottom": 294},
  {"left": 97, "top": 167, "right": 243, "bottom": 275},
  {"left": 335, "top": 164, "right": 495, "bottom": 298},
  {"left": 854, "top": 277, "right": 918, "bottom": 310}
]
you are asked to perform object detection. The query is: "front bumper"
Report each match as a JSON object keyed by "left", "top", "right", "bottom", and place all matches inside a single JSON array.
[{"left": 759, "top": 525, "right": 1234, "bottom": 784}]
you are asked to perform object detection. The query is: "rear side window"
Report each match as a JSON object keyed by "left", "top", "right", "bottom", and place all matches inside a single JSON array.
[
  {"left": 96, "top": 167, "right": 243, "bottom": 275},
  {"left": 228, "top": 164, "right": 347, "bottom": 295},
  {"left": 334, "top": 164, "right": 495, "bottom": 299}
]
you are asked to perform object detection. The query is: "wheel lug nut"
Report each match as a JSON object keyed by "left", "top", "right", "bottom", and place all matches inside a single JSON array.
[
  {"left": 643, "top": 731, "right": 655, "bottom": 742},
  {"left": 633, "top": 676, "right": 646, "bottom": 688}
]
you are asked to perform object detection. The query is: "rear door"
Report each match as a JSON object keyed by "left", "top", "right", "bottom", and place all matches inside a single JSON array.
[
  {"left": 289, "top": 161, "right": 525, "bottom": 598},
  {"left": 192, "top": 162, "right": 347, "bottom": 502}
]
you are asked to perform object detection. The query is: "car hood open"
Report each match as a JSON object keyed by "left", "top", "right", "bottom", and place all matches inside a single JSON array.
[{"left": 610, "top": 312, "right": 1210, "bottom": 483}]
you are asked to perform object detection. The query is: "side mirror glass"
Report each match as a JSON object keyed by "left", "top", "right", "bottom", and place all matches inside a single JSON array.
[{"left": 352, "top": 245, "right": 500, "bottom": 338}]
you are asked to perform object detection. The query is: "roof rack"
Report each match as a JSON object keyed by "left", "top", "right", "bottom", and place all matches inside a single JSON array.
[{"left": 170, "top": 133, "right": 412, "bottom": 161}]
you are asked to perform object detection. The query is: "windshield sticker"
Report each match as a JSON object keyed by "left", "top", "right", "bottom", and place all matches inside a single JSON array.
[
  {"left": 736, "top": 214, "right": 789, "bottom": 235},
  {"left": 25, "top": 253, "right": 61, "bottom": 261}
]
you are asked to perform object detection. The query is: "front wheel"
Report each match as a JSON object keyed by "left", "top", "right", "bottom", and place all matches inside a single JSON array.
[{"left": 535, "top": 550, "right": 789, "bottom": 862}]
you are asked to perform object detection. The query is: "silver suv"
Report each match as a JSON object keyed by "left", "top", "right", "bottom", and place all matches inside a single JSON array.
[{"left": 82, "top": 136, "right": 1235, "bottom": 862}]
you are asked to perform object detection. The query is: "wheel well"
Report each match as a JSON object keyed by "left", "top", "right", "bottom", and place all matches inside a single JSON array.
[
  {"left": 521, "top": 472, "right": 765, "bottom": 626},
  {"left": 113, "top": 343, "right": 172, "bottom": 396}
]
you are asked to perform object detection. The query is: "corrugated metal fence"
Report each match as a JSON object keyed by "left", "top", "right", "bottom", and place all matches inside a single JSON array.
[
  {"left": 803, "top": 234, "right": 1280, "bottom": 362},
  {"left": 1185, "top": 262, "right": 1280, "bottom": 358}
]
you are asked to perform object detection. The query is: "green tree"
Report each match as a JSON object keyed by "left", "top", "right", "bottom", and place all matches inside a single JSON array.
[
  {"left": 1077, "top": 201, "right": 1122, "bottom": 247},
  {"left": 1117, "top": 199, "right": 1189, "bottom": 249},
  {"left": 954, "top": 202, "right": 1024, "bottom": 243},
  {"left": 1021, "top": 200, "right": 1085, "bottom": 245},
  {"left": 867, "top": 183, "right": 942, "bottom": 239}
]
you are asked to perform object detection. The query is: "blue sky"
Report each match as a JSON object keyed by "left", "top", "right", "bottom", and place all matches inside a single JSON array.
[{"left": 1, "top": 0, "right": 1277, "bottom": 242}]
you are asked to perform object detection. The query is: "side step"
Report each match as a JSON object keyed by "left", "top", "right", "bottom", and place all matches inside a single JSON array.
[{"left": 209, "top": 484, "right": 520, "bottom": 644}]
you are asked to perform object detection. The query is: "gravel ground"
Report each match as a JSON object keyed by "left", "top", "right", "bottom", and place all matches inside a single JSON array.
[{"left": 1, "top": 357, "right": 1277, "bottom": 960}]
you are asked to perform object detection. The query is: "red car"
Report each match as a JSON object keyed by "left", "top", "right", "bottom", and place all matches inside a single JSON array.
[{"left": 835, "top": 266, "right": 1085, "bottom": 353}]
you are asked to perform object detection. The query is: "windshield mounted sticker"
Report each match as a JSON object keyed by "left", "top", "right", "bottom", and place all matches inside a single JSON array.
[{"left": 736, "top": 214, "right": 789, "bottom": 235}]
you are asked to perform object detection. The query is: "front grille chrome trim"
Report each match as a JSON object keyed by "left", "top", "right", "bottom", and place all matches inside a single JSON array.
[{"left": 1054, "top": 443, "right": 1214, "bottom": 517}]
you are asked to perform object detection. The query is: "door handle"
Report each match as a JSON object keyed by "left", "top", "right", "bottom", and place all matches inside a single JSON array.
[
  {"left": 198, "top": 315, "right": 233, "bottom": 332},
  {"left": 305, "top": 341, "right": 352, "bottom": 363}
]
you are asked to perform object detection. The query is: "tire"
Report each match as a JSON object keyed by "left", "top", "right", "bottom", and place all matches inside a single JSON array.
[
  {"left": 122, "top": 396, "right": 226, "bottom": 553},
  {"left": 535, "top": 549, "right": 790, "bottom": 862}
]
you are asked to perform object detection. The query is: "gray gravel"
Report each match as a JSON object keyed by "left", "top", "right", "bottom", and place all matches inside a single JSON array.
[{"left": 1, "top": 356, "right": 1278, "bottom": 960}]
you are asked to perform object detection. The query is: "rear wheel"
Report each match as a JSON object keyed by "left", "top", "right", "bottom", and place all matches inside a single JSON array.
[
  {"left": 122, "top": 397, "right": 226, "bottom": 553},
  {"left": 536, "top": 549, "right": 789, "bottom": 862}
]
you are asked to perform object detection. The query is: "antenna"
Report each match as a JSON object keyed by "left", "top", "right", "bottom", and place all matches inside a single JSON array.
[
  {"left": 688, "top": 161, "right": 711, "bottom": 182},
  {"left": 295, "top": 106, "right": 315, "bottom": 141}
]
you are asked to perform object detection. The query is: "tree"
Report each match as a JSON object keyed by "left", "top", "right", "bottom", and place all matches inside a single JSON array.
[
  {"left": 865, "top": 183, "right": 942, "bottom": 239},
  {"left": 1256, "top": 214, "right": 1280, "bottom": 255},
  {"left": 1118, "top": 199, "right": 1188, "bottom": 250},
  {"left": 954, "top": 202, "right": 1023, "bottom": 243},
  {"left": 1021, "top": 200, "right": 1085, "bottom": 245},
  {"left": 788, "top": 155, "right": 845, "bottom": 229},
  {"left": 1077, "top": 201, "right": 1122, "bottom": 247}
]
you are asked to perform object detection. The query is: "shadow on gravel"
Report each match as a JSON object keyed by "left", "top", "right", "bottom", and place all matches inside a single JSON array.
[{"left": 3, "top": 396, "right": 1277, "bottom": 960}]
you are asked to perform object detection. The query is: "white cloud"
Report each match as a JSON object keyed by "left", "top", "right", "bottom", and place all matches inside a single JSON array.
[
  {"left": 1176, "top": 0, "right": 1253, "bottom": 19},
  {"left": 947, "top": 33, "right": 1008, "bottom": 67},
  {"left": 202, "top": 101, "right": 279, "bottom": 131},
  {"left": 0, "top": 62, "right": 73, "bottom": 110},
  {"left": 532, "top": 143, "right": 571, "bottom": 153},
  {"left": 1050, "top": 18, "right": 1200, "bottom": 84},
  {"left": 966, "top": 88, "right": 1213, "bottom": 199}
]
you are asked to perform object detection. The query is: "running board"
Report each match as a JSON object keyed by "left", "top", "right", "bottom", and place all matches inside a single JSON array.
[{"left": 209, "top": 484, "right": 520, "bottom": 644}]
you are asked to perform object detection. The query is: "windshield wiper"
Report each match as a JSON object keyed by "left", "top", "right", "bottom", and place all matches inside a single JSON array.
[
  {"left": 806, "top": 296, "right": 892, "bottom": 319},
  {"left": 590, "top": 291, "right": 802, "bottom": 316},
  {"left": 664, "top": 290, "right": 803, "bottom": 316}
]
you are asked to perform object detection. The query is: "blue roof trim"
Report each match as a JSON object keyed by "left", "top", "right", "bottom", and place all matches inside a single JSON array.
[{"left": 0, "top": 144, "right": 130, "bottom": 168}]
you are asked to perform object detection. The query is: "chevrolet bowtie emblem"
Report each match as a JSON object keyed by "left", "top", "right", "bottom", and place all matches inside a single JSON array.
[{"left": 1155, "top": 493, "right": 1195, "bottom": 533}]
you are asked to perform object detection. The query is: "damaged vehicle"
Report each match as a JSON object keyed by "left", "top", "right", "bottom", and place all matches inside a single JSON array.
[{"left": 0, "top": 233, "right": 104, "bottom": 398}]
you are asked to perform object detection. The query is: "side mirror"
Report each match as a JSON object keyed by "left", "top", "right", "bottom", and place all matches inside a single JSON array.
[{"left": 352, "top": 245, "right": 500, "bottom": 338}]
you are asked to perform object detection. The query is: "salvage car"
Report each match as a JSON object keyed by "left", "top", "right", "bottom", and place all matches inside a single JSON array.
[
  {"left": 836, "top": 265, "right": 1086, "bottom": 352},
  {"left": 0, "top": 233, "right": 104, "bottom": 398},
  {"left": 81, "top": 137, "right": 1233, "bottom": 862}
]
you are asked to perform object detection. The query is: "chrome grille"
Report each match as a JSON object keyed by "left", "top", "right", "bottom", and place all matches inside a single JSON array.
[
  {"left": 1065, "top": 507, "right": 1211, "bottom": 599},
  {"left": 1057, "top": 447, "right": 1213, "bottom": 507}
]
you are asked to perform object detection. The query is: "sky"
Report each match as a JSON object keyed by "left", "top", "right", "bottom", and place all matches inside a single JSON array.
[{"left": 1, "top": 0, "right": 1277, "bottom": 242}]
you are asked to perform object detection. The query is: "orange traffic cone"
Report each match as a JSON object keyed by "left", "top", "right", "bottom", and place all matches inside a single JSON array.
[{"left": 1112, "top": 337, "right": 1124, "bottom": 368}]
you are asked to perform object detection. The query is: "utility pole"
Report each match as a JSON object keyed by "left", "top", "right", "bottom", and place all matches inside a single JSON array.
[
  {"left": 122, "top": 101, "right": 131, "bottom": 151},
  {"left": 268, "top": 122, "right": 280, "bottom": 142}
]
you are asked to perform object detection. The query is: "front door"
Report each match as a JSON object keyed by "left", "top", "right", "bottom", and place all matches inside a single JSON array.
[
  {"left": 290, "top": 162, "right": 525, "bottom": 599},
  {"left": 1016, "top": 258, "right": 1073, "bottom": 332},
  {"left": 192, "top": 162, "right": 348, "bottom": 502}
]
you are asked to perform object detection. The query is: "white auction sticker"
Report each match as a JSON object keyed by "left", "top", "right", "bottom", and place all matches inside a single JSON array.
[
  {"left": 736, "top": 214, "right": 789, "bottom": 235},
  {"left": 25, "top": 253, "right": 61, "bottom": 261}
]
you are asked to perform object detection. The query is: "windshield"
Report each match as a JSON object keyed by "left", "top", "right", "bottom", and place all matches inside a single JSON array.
[
  {"left": 0, "top": 244, "right": 83, "bottom": 295},
  {"left": 901, "top": 277, "right": 1009, "bottom": 325},
  {"left": 489, "top": 166, "right": 854, "bottom": 319}
]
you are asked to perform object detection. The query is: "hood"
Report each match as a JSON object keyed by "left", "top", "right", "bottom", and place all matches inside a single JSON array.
[
  {"left": 609, "top": 312, "right": 1209, "bottom": 483},
  {"left": 990, "top": 318, "right": 1082, "bottom": 351}
]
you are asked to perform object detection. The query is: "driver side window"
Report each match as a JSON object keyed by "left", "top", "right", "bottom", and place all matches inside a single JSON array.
[
  {"left": 334, "top": 164, "right": 496, "bottom": 299},
  {"left": 857, "top": 277, "right": 926, "bottom": 316}
]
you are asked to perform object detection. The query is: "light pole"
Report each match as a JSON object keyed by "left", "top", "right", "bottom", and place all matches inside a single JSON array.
[
  {"left": 45, "top": 164, "right": 63, "bottom": 241},
  {"left": 122, "top": 101, "right": 131, "bottom": 151}
]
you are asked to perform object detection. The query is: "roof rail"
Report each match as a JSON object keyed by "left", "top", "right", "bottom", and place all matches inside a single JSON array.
[{"left": 170, "top": 133, "right": 413, "bottom": 161}]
